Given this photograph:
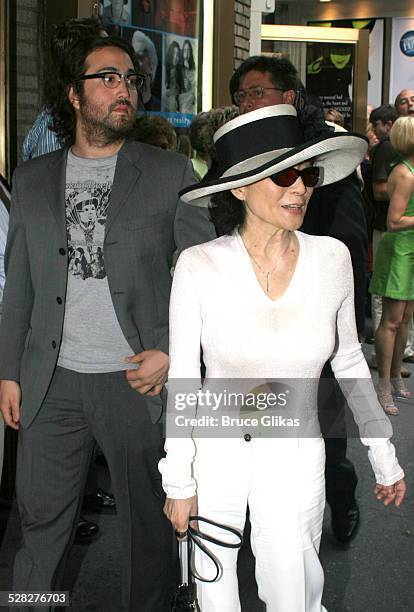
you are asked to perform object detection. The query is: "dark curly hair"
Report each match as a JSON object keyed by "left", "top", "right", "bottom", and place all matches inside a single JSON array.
[
  {"left": 48, "top": 36, "right": 139, "bottom": 146},
  {"left": 210, "top": 190, "right": 245, "bottom": 237}
]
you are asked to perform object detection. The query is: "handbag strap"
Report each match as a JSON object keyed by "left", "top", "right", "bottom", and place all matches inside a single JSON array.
[{"left": 186, "top": 515, "right": 243, "bottom": 583}]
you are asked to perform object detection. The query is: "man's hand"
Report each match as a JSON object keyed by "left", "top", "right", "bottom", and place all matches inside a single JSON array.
[
  {"left": 0, "top": 380, "right": 22, "bottom": 430},
  {"left": 163, "top": 495, "right": 198, "bottom": 538},
  {"left": 125, "top": 349, "right": 169, "bottom": 396},
  {"left": 375, "top": 478, "right": 406, "bottom": 507}
]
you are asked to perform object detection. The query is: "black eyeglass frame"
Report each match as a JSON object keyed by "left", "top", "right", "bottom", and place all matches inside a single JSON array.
[
  {"left": 233, "top": 86, "right": 287, "bottom": 105},
  {"left": 270, "top": 166, "right": 321, "bottom": 188},
  {"left": 78, "top": 71, "right": 145, "bottom": 90}
]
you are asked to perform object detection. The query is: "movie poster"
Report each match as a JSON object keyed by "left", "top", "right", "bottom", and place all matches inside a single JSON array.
[
  {"left": 307, "top": 19, "right": 385, "bottom": 128},
  {"left": 100, "top": 0, "right": 201, "bottom": 128},
  {"left": 306, "top": 42, "right": 354, "bottom": 129}
]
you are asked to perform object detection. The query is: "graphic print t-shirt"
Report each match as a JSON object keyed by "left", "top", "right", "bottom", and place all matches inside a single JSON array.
[{"left": 57, "top": 149, "right": 136, "bottom": 373}]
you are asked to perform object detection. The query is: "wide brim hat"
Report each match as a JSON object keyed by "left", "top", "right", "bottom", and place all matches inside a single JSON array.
[{"left": 180, "top": 105, "right": 368, "bottom": 205}]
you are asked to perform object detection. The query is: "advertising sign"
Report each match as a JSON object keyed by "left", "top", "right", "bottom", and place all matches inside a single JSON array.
[
  {"left": 308, "top": 18, "right": 385, "bottom": 122},
  {"left": 100, "top": 0, "right": 201, "bottom": 128},
  {"left": 390, "top": 17, "right": 414, "bottom": 103}
]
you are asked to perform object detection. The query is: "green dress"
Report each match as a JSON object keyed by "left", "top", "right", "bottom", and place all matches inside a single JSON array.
[{"left": 369, "top": 159, "right": 414, "bottom": 300}]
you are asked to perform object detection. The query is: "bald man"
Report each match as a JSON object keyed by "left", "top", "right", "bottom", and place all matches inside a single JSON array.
[{"left": 395, "top": 89, "right": 414, "bottom": 117}]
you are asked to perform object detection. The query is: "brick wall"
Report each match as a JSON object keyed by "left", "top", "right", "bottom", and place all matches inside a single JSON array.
[
  {"left": 234, "top": 0, "right": 251, "bottom": 68},
  {"left": 10, "top": 0, "right": 45, "bottom": 169}
]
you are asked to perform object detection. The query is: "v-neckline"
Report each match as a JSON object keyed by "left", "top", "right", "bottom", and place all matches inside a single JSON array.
[{"left": 235, "top": 229, "right": 304, "bottom": 306}]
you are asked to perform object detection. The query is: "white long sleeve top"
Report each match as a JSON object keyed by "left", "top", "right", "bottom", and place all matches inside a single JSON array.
[{"left": 159, "top": 231, "right": 404, "bottom": 498}]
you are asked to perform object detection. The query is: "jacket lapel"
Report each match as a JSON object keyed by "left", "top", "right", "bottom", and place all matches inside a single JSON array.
[
  {"left": 44, "top": 148, "right": 68, "bottom": 240},
  {"left": 105, "top": 141, "right": 142, "bottom": 238}
]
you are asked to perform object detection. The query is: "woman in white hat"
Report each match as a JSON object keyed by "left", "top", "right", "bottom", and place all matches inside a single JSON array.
[{"left": 160, "top": 105, "right": 406, "bottom": 611}]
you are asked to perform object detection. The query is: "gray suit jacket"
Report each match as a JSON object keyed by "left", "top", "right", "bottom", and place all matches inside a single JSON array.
[{"left": 0, "top": 140, "right": 215, "bottom": 427}]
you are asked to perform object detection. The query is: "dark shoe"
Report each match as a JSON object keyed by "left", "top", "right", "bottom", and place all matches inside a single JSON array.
[
  {"left": 83, "top": 489, "right": 117, "bottom": 514},
  {"left": 403, "top": 354, "right": 414, "bottom": 363},
  {"left": 401, "top": 368, "right": 411, "bottom": 378},
  {"left": 331, "top": 502, "right": 360, "bottom": 544},
  {"left": 75, "top": 517, "right": 99, "bottom": 544}
]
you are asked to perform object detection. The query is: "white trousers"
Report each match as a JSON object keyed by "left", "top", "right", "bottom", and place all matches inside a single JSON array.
[{"left": 192, "top": 437, "right": 328, "bottom": 612}]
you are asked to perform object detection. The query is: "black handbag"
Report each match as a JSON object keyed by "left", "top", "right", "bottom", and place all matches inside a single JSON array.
[{"left": 171, "top": 516, "right": 243, "bottom": 611}]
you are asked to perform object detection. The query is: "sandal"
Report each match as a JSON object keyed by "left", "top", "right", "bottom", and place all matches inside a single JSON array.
[
  {"left": 391, "top": 378, "right": 412, "bottom": 400},
  {"left": 377, "top": 391, "right": 399, "bottom": 415}
]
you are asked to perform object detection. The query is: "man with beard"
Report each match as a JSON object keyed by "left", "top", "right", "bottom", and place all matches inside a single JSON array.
[
  {"left": 229, "top": 55, "right": 366, "bottom": 544},
  {"left": 0, "top": 37, "right": 214, "bottom": 610}
]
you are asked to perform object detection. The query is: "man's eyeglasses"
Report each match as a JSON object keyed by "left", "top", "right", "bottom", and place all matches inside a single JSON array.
[
  {"left": 79, "top": 71, "right": 145, "bottom": 90},
  {"left": 233, "top": 86, "right": 286, "bottom": 105},
  {"left": 271, "top": 166, "right": 320, "bottom": 188}
]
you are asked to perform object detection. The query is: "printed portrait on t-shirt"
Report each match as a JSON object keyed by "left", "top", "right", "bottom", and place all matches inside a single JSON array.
[{"left": 66, "top": 183, "right": 110, "bottom": 281}]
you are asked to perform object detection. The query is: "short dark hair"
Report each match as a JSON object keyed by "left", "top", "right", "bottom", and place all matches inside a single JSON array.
[
  {"left": 369, "top": 104, "right": 397, "bottom": 125},
  {"left": 48, "top": 36, "right": 138, "bottom": 146},
  {"left": 229, "top": 55, "right": 299, "bottom": 105},
  {"left": 210, "top": 190, "right": 245, "bottom": 237}
]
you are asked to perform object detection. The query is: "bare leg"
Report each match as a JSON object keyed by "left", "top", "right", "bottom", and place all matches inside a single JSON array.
[
  {"left": 375, "top": 298, "right": 407, "bottom": 389},
  {"left": 391, "top": 301, "right": 414, "bottom": 378},
  {"left": 375, "top": 298, "right": 407, "bottom": 415}
]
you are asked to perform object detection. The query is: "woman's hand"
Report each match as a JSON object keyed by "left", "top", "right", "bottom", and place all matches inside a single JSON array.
[
  {"left": 164, "top": 495, "right": 198, "bottom": 538},
  {"left": 375, "top": 478, "right": 406, "bottom": 507}
]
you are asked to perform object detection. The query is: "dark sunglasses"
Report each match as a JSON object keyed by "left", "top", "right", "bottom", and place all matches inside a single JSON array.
[{"left": 271, "top": 166, "right": 320, "bottom": 188}]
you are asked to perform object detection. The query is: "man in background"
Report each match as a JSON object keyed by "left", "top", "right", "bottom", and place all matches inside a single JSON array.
[
  {"left": 369, "top": 105, "right": 398, "bottom": 362},
  {"left": 395, "top": 88, "right": 414, "bottom": 118}
]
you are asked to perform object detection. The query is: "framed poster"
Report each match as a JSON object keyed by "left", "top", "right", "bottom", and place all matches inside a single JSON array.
[
  {"left": 306, "top": 41, "right": 355, "bottom": 129},
  {"left": 100, "top": 0, "right": 203, "bottom": 128},
  {"left": 308, "top": 18, "right": 384, "bottom": 110},
  {"left": 261, "top": 24, "right": 369, "bottom": 135},
  {"left": 389, "top": 17, "right": 414, "bottom": 103}
]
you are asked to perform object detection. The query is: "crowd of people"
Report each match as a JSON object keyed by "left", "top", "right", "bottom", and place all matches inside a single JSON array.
[{"left": 0, "top": 15, "right": 410, "bottom": 612}]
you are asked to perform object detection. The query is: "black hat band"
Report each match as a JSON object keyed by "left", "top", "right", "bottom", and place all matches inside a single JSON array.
[{"left": 215, "top": 114, "right": 303, "bottom": 176}]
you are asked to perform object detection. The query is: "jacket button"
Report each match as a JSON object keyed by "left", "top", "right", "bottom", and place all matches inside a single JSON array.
[
  {"left": 244, "top": 434, "right": 252, "bottom": 442},
  {"left": 51, "top": 340, "right": 56, "bottom": 348},
  {"left": 56, "top": 297, "right": 62, "bottom": 304},
  {"left": 59, "top": 248, "right": 66, "bottom": 255}
]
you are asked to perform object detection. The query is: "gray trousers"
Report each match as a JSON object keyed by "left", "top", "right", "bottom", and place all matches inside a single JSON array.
[{"left": 13, "top": 367, "right": 175, "bottom": 611}]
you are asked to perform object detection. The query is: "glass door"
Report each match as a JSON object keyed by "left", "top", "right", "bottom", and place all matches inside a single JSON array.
[{"left": 261, "top": 24, "right": 369, "bottom": 134}]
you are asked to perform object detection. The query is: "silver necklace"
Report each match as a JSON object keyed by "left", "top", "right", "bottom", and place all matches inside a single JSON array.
[{"left": 245, "top": 248, "right": 279, "bottom": 293}]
